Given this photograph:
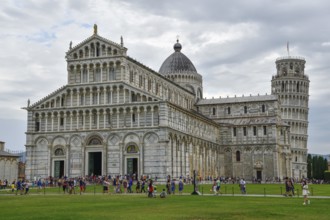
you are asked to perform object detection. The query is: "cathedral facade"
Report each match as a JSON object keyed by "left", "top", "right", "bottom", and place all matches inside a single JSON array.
[{"left": 24, "top": 26, "right": 309, "bottom": 181}]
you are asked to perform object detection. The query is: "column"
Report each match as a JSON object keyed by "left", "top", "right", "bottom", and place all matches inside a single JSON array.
[
  {"left": 77, "top": 91, "right": 80, "bottom": 106},
  {"left": 103, "top": 88, "right": 107, "bottom": 104},
  {"left": 97, "top": 111, "right": 100, "bottom": 129},
  {"left": 89, "top": 113, "right": 92, "bottom": 130},
  {"left": 63, "top": 113, "right": 66, "bottom": 131},
  {"left": 57, "top": 114, "right": 60, "bottom": 131},
  {"left": 110, "top": 89, "right": 113, "bottom": 104},
  {"left": 137, "top": 109, "right": 140, "bottom": 127},
  {"left": 51, "top": 113, "right": 54, "bottom": 131},
  {"left": 130, "top": 108, "right": 133, "bottom": 127},
  {"left": 45, "top": 114, "right": 48, "bottom": 132},
  {"left": 70, "top": 112, "right": 73, "bottom": 131},
  {"left": 123, "top": 109, "right": 127, "bottom": 127},
  {"left": 76, "top": 112, "right": 79, "bottom": 129},
  {"left": 83, "top": 112, "right": 86, "bottom": 130},
  {"left": 103, "top": 111, "right": 107, "bottom": 129},
  {"left": 117, "top": 88, "right": 120, "bottom": 104},
  {"left": 151, "top": 108, "right": 154, "bottom": 126},
  {"left": 117, "top": 110, "right": 119, "bottom": 128},
  {"left": 97, "top": 89, "right": 100, "bottom": 105},
  {"left": 70, "top": 91, "right": 73, "bottom": 107},
  {"left": 123, "top": 88, "right": 126, "bottom": 103}
]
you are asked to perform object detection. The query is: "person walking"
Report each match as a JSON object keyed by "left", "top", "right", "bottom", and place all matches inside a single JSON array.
[
  {"left": 178, "top": 179, "right": 184, "bottom": 195},
  {"left": 216, "top": 178, "right": 221, "bottom": 195},
  {"left": 302, "top": 180, "right": 310, "bottom": 205}
]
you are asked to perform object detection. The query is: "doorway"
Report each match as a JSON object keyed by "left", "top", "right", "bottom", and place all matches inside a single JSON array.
[
  {"left": 54, "top": 160, "right": 64, "bottom": 178},
  {"left": 256, "top": 170, "right": 262, "bottom": 181},
  {"left": 127, "top": 158, "right": 138, "bottom": 178},
  {"left": 88, "top": 152, "right": 102, "bottom": 176}
]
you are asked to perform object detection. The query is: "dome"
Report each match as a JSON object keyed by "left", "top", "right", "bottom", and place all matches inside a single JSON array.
[{"left": 159, "top": 40, "right": 197, "bottom": 74}]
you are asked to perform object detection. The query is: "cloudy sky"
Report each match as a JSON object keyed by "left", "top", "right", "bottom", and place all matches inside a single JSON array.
[{"left": 0, "top": 0, "right": 329, "bottom": 154}]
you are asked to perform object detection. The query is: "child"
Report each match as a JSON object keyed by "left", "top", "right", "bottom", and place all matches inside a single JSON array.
[
  {"left": 160, "top": 189, "right": 167, "bottom": 198},
  {"left": 11, "top": 180, "right": 15, "bottom": 193},
  {"left": 302, "top": 180, "right": 310, "bottom": 205}
]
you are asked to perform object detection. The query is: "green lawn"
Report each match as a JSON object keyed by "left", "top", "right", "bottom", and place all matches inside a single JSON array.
[
  {"left": 0, "top": 194, "right": 329, "bottom": 220},
  {"left": 1, "top": 183, "right": 329, "bottom": 219}
]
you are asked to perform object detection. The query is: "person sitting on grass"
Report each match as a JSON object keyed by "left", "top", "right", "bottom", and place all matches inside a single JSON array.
[{"left": 160, "top": 189, "right": 167, "bottom": 198}]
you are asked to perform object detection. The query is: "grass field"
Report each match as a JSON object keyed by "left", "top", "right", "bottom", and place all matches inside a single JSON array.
[
  {"left": 0, "top": 194, "right": 329, "bottom": 220},
  {"left": 0, "top": 183, "right": 329, "bottom": 220}
]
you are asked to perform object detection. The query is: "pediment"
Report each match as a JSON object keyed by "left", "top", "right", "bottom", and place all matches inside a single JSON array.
[
  {"left": 28, "top": 85, "right": 67, "bottom": 110},
  {"left": 66, "top": 34, "right": 127, "bottom": 60}
]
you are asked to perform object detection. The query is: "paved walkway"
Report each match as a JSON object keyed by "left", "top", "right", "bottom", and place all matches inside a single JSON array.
[{"left": 1, "top": 191, "right": 330, "bottom": 199}]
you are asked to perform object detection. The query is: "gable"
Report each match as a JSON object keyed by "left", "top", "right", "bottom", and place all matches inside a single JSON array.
[{"left": 66, "top": 34, "right": 127, "bottom": 61}]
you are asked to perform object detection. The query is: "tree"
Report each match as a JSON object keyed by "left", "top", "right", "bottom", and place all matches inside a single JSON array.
[
  {"left": 307, "top": 154, "right": 328, "bottom": 180},
  {"left": 307, "top": 154, "right": 312, "bottom": 178}
]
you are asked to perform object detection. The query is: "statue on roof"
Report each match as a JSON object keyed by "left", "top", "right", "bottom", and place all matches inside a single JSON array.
[
  {"left": 69, "top": 41, "right": 72, "bottom": 50},
  {"left": 93, "top": 24, "right": 98, "bottom": 35},
  {"left": 27, "top": 99, "right": 30, "bottom": 107}
]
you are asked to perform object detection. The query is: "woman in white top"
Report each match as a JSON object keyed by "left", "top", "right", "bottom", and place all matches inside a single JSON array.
[{"left": 302, "top": 180, "right": 310, "bottom": 205}]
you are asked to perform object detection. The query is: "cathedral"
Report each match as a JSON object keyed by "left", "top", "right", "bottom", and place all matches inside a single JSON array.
[{"left": 24, "top": 25, "right": 309, "bottom": 181}]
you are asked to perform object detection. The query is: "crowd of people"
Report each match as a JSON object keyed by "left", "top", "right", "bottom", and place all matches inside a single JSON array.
[{"left": 0, "top": 174, "right": 321, "bottom": 204}]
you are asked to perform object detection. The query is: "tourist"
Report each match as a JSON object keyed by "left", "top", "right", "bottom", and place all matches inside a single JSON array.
[
  {"left": 141, "top": 179, "right": 146, "bottom": 193},
  {"left": 115, "top": 176, "right": 121, "bottom": 193},
  {"left": 160, "top": 188, "right": 167, "bottom": 198},
  {"left": 178, "top": 179, "right": 184, "bottom": 195},
  {"left": 123, "top": 178, "right": 128, "bottom": 193},
  {"left": 103, "top": 177, "right": 110, "bottom": 194},
  {"left": 166, "top": 178, "right": 171, "bottom": 195},
  {"left": 285, "top": 177, "right": 293, "bottom": 196},
  {"left": 128, "top": 177, "right": 133, "bottom": 193},
  {"left": 302, "top": 180, "right": 310, "bottom": 205},
  {"left": 79, "top": 178, "right": 85, "bottom": 194},
  {"left": 11, "top": 180, "right": 15, "bottom": 193},
  {"left": 171, "top": 179, "right": 176, "bottom": 194},
  {"left": 239, "top": 178, "right": 246, "bottom": 194},
  {"left": 216, "top": 178, "right": 221, "bottom": 195},
  {"left": 16, "top": 179, "right": 22, "bottom": 195},
  {"left": 290, "top": 178, "right": 295, "bottom": 196},
  {"left": 148, "top": 180, "right": 154, "bottom": 198},
  {"left": 136, "top": 180, "right": 141, "bottom": 193},
  {"left": 24, "top": 180, "right": 29, "bottom": 195}
]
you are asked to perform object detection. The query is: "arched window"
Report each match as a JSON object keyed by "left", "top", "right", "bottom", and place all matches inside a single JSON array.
[
  {"left": 297, "top": 83, "right": 299, "bottom": 92},
  {"left": 244, "top": 106, "right": 247, "bottom": 114},
  {"left": 109, "top": 67, "right": 115, "bottom": 81},
  {"left": 236, "top": 151, "right": 241, "bottom": 162},
  {"left": 94, "top": 68, "right": 101, "bottom": 82},
  {"left": 83, "top": 68, "right": 88, "bottom": 83},
  {"left": 227, "top": 107, "right": 231, "bottom": 114},
  {"left": 262, "top": 104, "right": 266, "bottom": 113}
]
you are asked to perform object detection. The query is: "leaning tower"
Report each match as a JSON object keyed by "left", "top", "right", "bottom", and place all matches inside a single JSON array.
[{"left": 271, "top": 56, "right": 310, "bottom": 179}]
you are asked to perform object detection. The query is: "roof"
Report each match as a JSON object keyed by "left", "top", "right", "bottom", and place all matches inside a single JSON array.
[
  {"left": 197, "top": 94, "right": 278, "bottom": 105},
  {"left": 217, "top": 117, "right": 288, "bottom": 126},
  {"left": 0, "top": 150, "right": 20, "bottom": 157},
  {"left": 159, "top": 41, "right": 197, "bottom": 75}
]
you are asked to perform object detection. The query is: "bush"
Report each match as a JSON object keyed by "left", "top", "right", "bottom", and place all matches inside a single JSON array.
[{"left": 324, "top": 171, "right": 330, "bottom": 181}]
